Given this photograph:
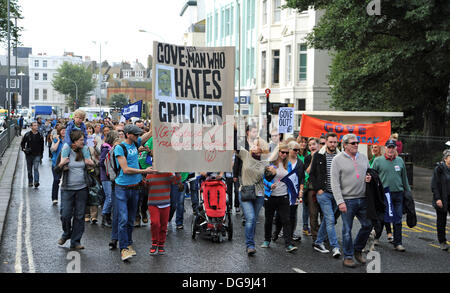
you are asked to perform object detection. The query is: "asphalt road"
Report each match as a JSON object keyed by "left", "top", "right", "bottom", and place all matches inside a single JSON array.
[{"left": 1, "top": 148, "right": 449, "bottom": 274}]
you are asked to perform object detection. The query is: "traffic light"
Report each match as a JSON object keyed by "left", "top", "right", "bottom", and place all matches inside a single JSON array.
[{"left": 268, "top": 102, "right": 289, "bottom": 115}]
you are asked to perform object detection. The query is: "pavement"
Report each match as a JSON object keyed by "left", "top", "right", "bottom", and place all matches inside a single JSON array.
[{"left": 0, "top": 135, "right": 21, "bottom": 243}]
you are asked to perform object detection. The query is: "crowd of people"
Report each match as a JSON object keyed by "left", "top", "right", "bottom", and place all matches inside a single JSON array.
[{"left": 17, "top": 110, "right": 450, "bottom": 267}]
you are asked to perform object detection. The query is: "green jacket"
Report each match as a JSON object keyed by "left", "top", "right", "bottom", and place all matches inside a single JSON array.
[{"left": 138, "top": 137, "right": 153, "bottom": 169}]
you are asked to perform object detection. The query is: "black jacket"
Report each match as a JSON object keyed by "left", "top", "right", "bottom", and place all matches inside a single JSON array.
[
  {"left": 20, "top": 130, "right": 44, "bottom": 156},
  {"left": 365, "top": 168, "right": 386, "bottom": 221},
  {"left": 431, "top": 162, "right": 449, "bottom": 213},
  {"left": 403, "top": 190, "right": 417, "bottom": 228},
  {"left": 309, "top": 147, "right": 339, "bottom": 192}
]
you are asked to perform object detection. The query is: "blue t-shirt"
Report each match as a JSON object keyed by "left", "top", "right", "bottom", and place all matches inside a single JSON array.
[
  {"left": 51, "top": 138, "right": 64, "bottom": 167},
  {"left": 114, "top": 137, "right": 142, "bottom": 186}
]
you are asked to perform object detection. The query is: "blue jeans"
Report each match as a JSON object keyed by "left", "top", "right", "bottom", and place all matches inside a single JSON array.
[
  {"left": 26, "top": 155, "right": 40, "bottom": 184},
  {"left": 175, "top": 182, "right": 189, "bottom": 226},
  {"left": 240, "top": 194, "right": 265, "bottom": 249},
  {"left": 115, "top": 185, "right": 140, "bottom": 250},
  {"left": 51, "top": 167, "right": 61, "bottom": 201},
  {"left": 391, "top": 191, "right": 404, "bottom": 246},
  {"left": 315, "top": 192, "right": 340, "bottom": 249},
  {"left": 101, "top": 181, "right": 113, "bottom": 215},
  {"left": 302, "top": 202, "right": 310, "bottom": 229},
  {"left": 341, "top": 198, "right": 373, "bottom": 259},
  {"left": 189, "top": 179, "right": 199, "bottom": 214},
  {"left": 111, "top": 185, "right": 119, "bottom": 241},
  {"left": 60, "top": 188, "right": 88, "bottom": 247}
]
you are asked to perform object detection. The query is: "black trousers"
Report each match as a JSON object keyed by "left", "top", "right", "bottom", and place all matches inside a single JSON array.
[
  {"left": 225, "top": 177, "right": 240, "bottom": 209},
  {"left": 136, "top": 187, "right": 148, "bottom": 220},
  {"left": 274, "top": 204, "right": 298, "bottom": 239},
  {"left": 264, "top": 195, "right": 292, "bottom": 247},
  {"left": 436, "top": 206, "right": 450, "bottom": 243}
]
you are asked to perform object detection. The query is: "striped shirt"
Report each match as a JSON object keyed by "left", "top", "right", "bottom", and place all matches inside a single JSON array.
[
  {"left": 144, "top": 173, "right": 181, "bottom": 206},
  {"left": 326, "top": 152, "right": 336, "bottom": 193}
]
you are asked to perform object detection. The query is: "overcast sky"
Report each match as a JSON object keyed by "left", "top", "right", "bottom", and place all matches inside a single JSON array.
[{"left": 5, "top": 0, "right": 189, "bottom": 65}]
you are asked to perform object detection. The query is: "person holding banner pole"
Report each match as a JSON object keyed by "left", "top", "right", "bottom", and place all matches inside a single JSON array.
[{"left": 262, "top": 143, "right": 298, "bottom": 253}]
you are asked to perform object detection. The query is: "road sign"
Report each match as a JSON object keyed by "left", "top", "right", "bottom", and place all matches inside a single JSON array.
[{"left": 265, "top": 88, "right": 271, "bottom": 96}]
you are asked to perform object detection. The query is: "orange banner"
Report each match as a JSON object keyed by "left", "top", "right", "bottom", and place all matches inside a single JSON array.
[{"left": 299, "top": 114, "right": 391, "bottom": 145}]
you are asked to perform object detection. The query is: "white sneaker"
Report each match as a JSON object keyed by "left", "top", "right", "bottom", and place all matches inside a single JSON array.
[
  {"left": 52, "top": 200, "right": 58, "bottom": 206},
  {"left": 332, "top": 247, "right": 341, "bottom": 258},
  {"left": 313, "top": 243, "right": 330, "bottom": 254}
]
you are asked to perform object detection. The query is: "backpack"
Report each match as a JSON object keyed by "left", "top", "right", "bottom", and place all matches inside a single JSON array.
[{"left": 105, "top": 141, "right": 139, "bottom": 181}]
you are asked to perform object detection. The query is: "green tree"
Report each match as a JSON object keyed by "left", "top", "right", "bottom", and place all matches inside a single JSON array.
[
  {"left": 108, "top": 93, "right": 128, "bottom": 111},
  {"left": 285, "top": 0, "right": 450, "bottom": 136},
  {"left": 52, "top": 62, "right": 96, "bottom": 111},
  {"left": 0, "top": 0, "right": 22, "bottom": 45}
]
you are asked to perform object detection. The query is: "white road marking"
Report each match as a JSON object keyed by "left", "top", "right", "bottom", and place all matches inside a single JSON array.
[
  {"left": 292, "top": 267, "right": 307, "bottom": 273},
  {"left": 25, "top": 173, "right": 35, "bottom": 273},
  {"left": 14, "top": 158, "right": 25, "bottom": 273}
]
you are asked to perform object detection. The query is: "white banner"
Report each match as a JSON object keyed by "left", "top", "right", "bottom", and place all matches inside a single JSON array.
[{"left": 278, "top": 107, "right": 294, "bottom": 134}]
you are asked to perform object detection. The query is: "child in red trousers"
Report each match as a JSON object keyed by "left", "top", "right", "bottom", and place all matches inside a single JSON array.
[{"left": 144, "top": 172, "right": 181, "bottom": 255}]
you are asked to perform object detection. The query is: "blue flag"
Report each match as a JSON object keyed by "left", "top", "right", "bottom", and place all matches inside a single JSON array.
[
  {"left": 280, "top": 169, "right": 299, "bottom": 206},
  {"left": 122, "top": 100, "right": 142, "bottom": 120}
]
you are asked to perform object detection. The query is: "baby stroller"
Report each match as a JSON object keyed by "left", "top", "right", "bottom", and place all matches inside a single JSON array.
[{"left": 191, "top": 177, "right": 233, "bottom": 243}]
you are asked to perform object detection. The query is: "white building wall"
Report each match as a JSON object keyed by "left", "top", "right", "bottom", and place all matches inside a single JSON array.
[{"left": 29, "top": 54, "right": 82, "bottom": 115}]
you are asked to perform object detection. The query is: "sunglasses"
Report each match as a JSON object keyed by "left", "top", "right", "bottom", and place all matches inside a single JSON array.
[
  {"left": 319, "top": 142, "right": 325, "bottom": 145},
  {"left": 292, "top": 149, "right": 300, "bottom": 152},
  {"left": 349, "top": 141, "right": 359, "bottom": 145},
  {"left": 280, "top": 151, "right": 289, "bottom": 155}
]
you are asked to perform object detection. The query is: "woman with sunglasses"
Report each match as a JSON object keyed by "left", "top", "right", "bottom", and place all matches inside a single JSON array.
[
  {"left": 262, "top": 143, "right": 298, "bottom": 253},
  {"left": 272, "top": 141, "right": 305, "bottom": 243}
]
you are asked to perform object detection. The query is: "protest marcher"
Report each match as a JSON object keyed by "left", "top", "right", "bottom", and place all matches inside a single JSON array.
[
  {"left": 372, "top": 139, "right": 411, "bottom": 252},
  {"left": 50, "top": 125, "right": 66, "bottom": 205},
  {"left": 273, "top": 141, "right": 305, "bottom": 242},
  {"left": 331, "top": 134, "right": 372, "bottom": 268},
  {"left": 114, "top": 124, "right": 155, "bottom": 261},
  {"left": 55, "top": 130, "right": 95, "bottom": 250},
  {"left": 262, "top": 142, "right": 298, "bottom": 253},
  {"left": 236, "top": 137, "right": 269, "bottom": 255},
  {"left": 390, "top": 133, "right": 403, "bottom": 154},
  {"left": 84, "top": 125, "right": 101, "bottom": 224},
  {"left": 296, "top": 135, "right": 311, "bottom": 236},
  {"left": 21, "top": 122, "right": 44, "bottom": 188},
  {"left": 309, "top": 132, "right": 341, "bottom": 258},
  {"left": 144, "top": 172, "right": 181, "bottom": 255},
  {"left": 304, "top": 137, "right": 321, "bottom": 242},
  {"left": 61, "top": 110, "right": 91, "bottom": 161},
  {"left": 431, "top": 149, "right": 450, "bottom": 251}
]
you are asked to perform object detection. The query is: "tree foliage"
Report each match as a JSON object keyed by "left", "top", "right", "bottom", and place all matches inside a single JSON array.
[
  {"left": 52, "top": 62, "right": 96, "bottom": 111},
  {"left": 108, "top": 93, "right": 128, "bottom": 111},
  {"left": 285, "top": 0, "right": 450, "bottom": 136},
  {"left": 0, "top": 0, "right": 23, "bottom": 46}
]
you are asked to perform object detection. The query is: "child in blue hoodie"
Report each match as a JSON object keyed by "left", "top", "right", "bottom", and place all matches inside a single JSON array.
[{"left": 61, "top": 109, "right": 91, "bottom": 159}]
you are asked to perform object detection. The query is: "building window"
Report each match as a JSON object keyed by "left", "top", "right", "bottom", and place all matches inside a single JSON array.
[
  {"left": 298, "top": 44, "right": 307, "bottom": 81},
  {"left": 34, "top": 60, "right": 39, "bottom": 67},
  {"left": 43, "top": 60, "right": 47, "bottom": 67},
  {"left": 286, "top": 45, "right": 292, "bottom": 83},
  {"left": 225, "top": 8, "right": 231, "bottom": 36},
  {"left": 34, "top": 88, "right": 39, "bottom": 100},
  {"left": 43, "top": 89, "right": 47, "bottom": 100},
  {"left": 263, "top": 0, "right": 268, "bottom": 25},
  {"left": 273, "top": 0, "right": 281, "bottom": 23},
  {"left": 297, "top": 98, "right": 306, "bottom": 111},
  {"left": 9, "top": 79, "right": 17, "bottom": 89},
  {"left": 34, "top": 73, "right": 39, "bottom": 80},
  {"left": 272, "top": 49, "right": 280, "bottom": 84},
  {"left": 214, "top": 11, "right": 219, "bottom": 41},
  {"left": 43, "top": 73, "right": 48, "bottom": 81},
  {"left": 261, "top": 51, "right": 266, "bottom": 87}
]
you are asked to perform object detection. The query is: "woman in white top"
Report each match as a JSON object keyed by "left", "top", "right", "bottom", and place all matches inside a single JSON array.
[{"left": 262, "top": 142, "right": 298, "bottom": 253}]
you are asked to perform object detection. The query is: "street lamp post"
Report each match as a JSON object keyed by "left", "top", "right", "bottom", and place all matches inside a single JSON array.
[
  {"left": 18, "top": 71, "right": 25, "bottom": 107},
  {"left": 92, "top": 41, "right": 107, "bottom": 112},
  {"left": 63, "top": 77, "right": 78, "bottom": 110}
]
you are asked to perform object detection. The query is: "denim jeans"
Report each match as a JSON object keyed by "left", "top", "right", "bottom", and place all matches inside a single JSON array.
[
  {"left": 189, "top": 179, "right": 199, "bottom": 214},
  {"left": 302, "top": 201, "right": 310, "bottom": 229},
  {"left": 115, "top": 185, "right": 140, "bottom": 250},
  {"left": 169, "top": 183, "right": 181, "bottom": 224},
  {"left": 175, "top": 182, "right": 189, "bottom": 226},
  {"left": 315, "top": 192, "right": 340, "bottom": 249},
  {"left": 26, "top": 155, "right": 40, "bottom": 184},
  {"left": 240, "top": 194, "right": 264, "bottom": 249},
  {"left": 60, "top": 188, "right": 88, "bottom": 247},
  {"left": 101, "top": 181, "right": 113, "bottom": 215},
  {"left": 341, "top": 198, "right": 373, "bottom": 259},
  {"left": 390, "top": 191, "right": 404, "bottom": 246},
  {"left": 111, "top": 185, "right": 119, "bottom": 241},
  {"left": 51, "top": 167, "right": 61, "bottom": 201}
]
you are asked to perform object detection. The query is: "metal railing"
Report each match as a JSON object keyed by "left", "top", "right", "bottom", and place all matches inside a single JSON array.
[
  {"left": 0, "top": 120, "right": 18, "bottom": 158},
  {"left": 401, "top": 135, "right": 450, "bottom": 169}
]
